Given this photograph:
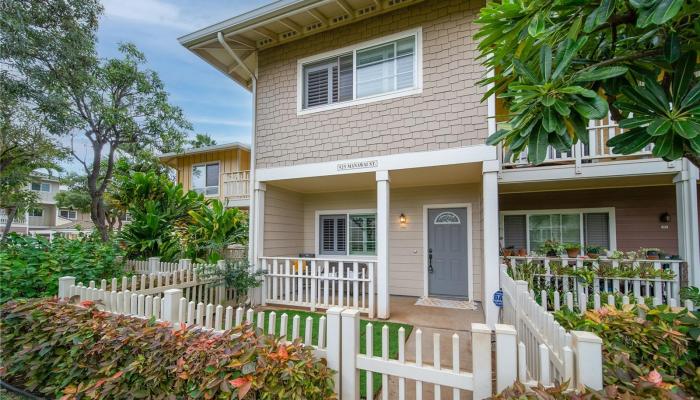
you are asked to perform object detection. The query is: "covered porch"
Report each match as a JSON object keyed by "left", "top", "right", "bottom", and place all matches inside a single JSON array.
[{"left": 250, "top": 154, "right": 501, "bottom": 325}]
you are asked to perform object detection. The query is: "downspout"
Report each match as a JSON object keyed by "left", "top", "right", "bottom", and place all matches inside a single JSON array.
[{"left": 216, "top": 32, "right": 260, "bottom": 281}]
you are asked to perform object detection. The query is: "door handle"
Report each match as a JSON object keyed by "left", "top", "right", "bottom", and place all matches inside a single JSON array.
[{"left": 428, "top": 248, "right": 433, "bottom": 273}]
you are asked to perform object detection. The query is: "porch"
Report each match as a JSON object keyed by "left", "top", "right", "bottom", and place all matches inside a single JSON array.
[{"left": 250, "top": 156, "right": 501, "bottom": 325}]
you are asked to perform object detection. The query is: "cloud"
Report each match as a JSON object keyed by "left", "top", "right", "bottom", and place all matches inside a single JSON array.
[
  {"left": 189, "top": 116, "right": 252, "bottom": 128},
  {"left": 101, "top": 0, "right": 197, "bottom": 31}
]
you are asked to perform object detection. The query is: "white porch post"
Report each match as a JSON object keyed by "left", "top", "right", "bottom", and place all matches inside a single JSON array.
[
  {"left": 482, "top": 159, "right": 500, "bottom": 328},
  {"left": 376, "top": 170, "right": 390, "bottom": 319},
  {"left": 674, "top": 160, "right": 700, "bottom": 287},
  {"left": 252, "top": 181, "right": 266, "bottom": 304}
]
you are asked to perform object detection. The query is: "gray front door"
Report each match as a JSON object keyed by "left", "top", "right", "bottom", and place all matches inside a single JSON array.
[{"left": 428, "top": 207, "right": 469, "bottom": 298}]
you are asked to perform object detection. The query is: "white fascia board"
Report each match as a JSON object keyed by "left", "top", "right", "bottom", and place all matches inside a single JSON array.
[
  {"left": 255, "top": 144, "right": 498, "bottom": 182},
  {"left": 499, "top": 158, "right": 681, "bottom": 183}
]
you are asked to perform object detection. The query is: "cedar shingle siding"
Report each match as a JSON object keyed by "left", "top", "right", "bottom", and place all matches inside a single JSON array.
[{"left": 255, "top": 0, "right": 487, "bottom": 169}]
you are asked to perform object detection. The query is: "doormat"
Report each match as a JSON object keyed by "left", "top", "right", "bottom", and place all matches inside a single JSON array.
[{"left": 414, "top": 296, "right": 477, "bottom": 310}]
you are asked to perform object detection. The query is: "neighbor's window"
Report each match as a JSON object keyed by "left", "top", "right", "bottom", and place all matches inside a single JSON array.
[
  {"left": 31, "top": 182, "right": 51, "bottom": 192},
  {"left": 192, "top": 163, "right": 219, "bottom": 195},
  {"left": 319, "top": 213, "right": 377, "bottom": 256},
  {"left": 28, "top": 208, "right": 43, "bottom": 217},
  {"left": 502, "top": 211, "right": 611, "bottom": 252},
  {"left": 59, "top": 209, "right": 77, "bottom": 220},
  {"left": 302, "top": 32, "right": 418, "bottom": 110}
]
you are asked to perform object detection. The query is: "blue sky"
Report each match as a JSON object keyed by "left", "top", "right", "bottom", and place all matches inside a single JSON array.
[{"left": 64, "top": 0, "right": 270, "bottom": 172}]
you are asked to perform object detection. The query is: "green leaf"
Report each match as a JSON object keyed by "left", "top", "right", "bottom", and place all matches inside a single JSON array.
[
  {"left": 664, "top": 32, "right": 680, "bottom": 62},
  {"left": 513, "top": 59, "right": 539, "bottom": 84},
  {"left": 583, "top": 7, "right": 600, "bottom": 33},
  {"left": 527, "top": 124, "right": 549, "bottom": 164},
  {"left": 651, "top": 131, "right": 674, "bottom": 158},
  {"left": 607, "top": 128, "right": 654, "bottom": 154},
  {"left": 552, "top": 37, "right": 588, "bottom": 80},
  {"left": 619, "top": 116, "right": 655, "bottom": 129},
  {"left": 567, "top": 15, "right": 582, "bottom": 40},
  {"left": 560, "top": 86, "right": 598, "bottom": 98},
  {"left": 652, "top": 0, "right": 683, "bottom": 25},
  {"left": 673, "top": 120, "right": 700, "bottom": 139},
  {"left": 541, "top": 95, "right": 556, "bottom": 106},
  {"left": 595, "top": 0, "right": 616, "bottom": 26},
  {"left": 681, "top": 83, "right": 700, "bottom": 109},
  {"left": 646, "top": 118, "right": 672, "bottom": 136},
  {"left": 549, "top": 131, "right": 573, "bottom": 152},
  {"left": 553, "top": 100, "right": 571, "bottom": 117},
  {"left": 540, "top": 45, "right": 552, "bottom": 82},
  {"left": 486, "top": 128, "right": 511, "bottom": 146},
  {"left": 542, "top": 107, "right": 560, "bottom": 132},
  {"left": 672, "top": 51, "right": 697, "bottom": 102},
  {"left": 573, "top": 95, "right": 609, "bottom": 119},
  {"left": 528, "top": 13, "right": 545, "bottom": 37},
  {"left": 573, "top": 66, "right": 628, "bottom": 82}
]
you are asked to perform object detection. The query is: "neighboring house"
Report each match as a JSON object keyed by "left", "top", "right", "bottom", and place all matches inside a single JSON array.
[
  {"left": 179, "top": 0, "right": 699, "bottom": 325},
  {"left": 159, "top": 142, "right": 252, "bottom": 209},
  {"left": 0, "top": 172, "right": 94, "bottom": 237}
]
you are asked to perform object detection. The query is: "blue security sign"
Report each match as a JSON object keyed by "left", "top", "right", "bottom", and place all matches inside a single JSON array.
[{"left": 493, "top": 289, "right": 503, "bottom": 307}]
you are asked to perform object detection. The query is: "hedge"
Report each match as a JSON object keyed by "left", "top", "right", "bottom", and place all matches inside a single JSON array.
[{"left": 0, "top": 299, "right": 336, "bottom": 399}]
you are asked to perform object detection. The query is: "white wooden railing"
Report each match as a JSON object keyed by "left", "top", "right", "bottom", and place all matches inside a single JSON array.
[
  {"left": 501, "top": 116, "right": 653, "bottom": 167},
  {"left": 222, "top": 171, "right": 250, "bottom": 200},
  {"left": 502, "top": 256, "right": 684, "bottom": 306},
  {"left": 125, "top": 257, "right": 185, "bottom": 275},
  {"left": 500, "top": 266, "right": 603, "bottom": 390},
  {"left": 259, "top": 256, "right": 376, "bottom": 318},
  {"left": 0, "top": 213, "right": 25, "bottom": 225}
]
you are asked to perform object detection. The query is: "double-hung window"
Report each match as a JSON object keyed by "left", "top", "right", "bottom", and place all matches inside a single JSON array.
[
  {"left": 192, "top": 163, "right": 219, "bottom": 196},
  {"left": 319, "top": 213, "right": 377, "bottom": 256},
  {"left": 60, "top": 209, "right": 77, "bottom": 220},
  {"left": 300, "top": 29, "right": 421, "bottom": 111},
  {"left": 31, "top": 182, "right": 51, "bottom": 192}
]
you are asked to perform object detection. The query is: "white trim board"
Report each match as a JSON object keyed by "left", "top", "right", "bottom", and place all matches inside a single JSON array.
[
  {"left": 422, "top": 203, "right": 474, "bottom": 301},
  {"left": 499, "top": 207, "right": 617, "bottom": 252},
  {"left": 255, "top": 145, "right": 498, "bottom": 182}
]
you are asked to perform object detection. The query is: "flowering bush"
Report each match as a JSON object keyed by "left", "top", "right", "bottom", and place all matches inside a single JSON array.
[{"left": 0, "top": 299, "right": 336, "bottom": 399}]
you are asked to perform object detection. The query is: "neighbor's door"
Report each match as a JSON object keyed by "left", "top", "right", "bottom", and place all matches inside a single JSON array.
[{"left": 427, "top": 207, "right": 469, "bottom": 299}]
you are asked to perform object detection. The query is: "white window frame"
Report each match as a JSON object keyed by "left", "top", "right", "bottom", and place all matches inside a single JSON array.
[
  {"left": 314, "top": 209, "right": 378, "bottom": 260},
  {"left": 59, "top": 209, "right": 77, "bottom": 220},
  {"left": 191, "top": 161, "right": 220, "bottom": 197},
  {"left": 297, "top": 27, "right": 423, "bottom": 115},
  {"left": 499, "top": 207, "right": 617, "bottom": 253}
]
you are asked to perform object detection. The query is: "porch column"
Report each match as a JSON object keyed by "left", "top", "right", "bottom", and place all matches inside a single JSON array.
[
  {"left": 252, "top": 181, "right": 266, "bottom": 305},
  {"left": 674, "top": 160, "right": 700, "bottom": 287},
  {"left": 482, "top": 160, "right": 500, "bottom": 328},
  {"left": 376, "top": 170, "right": 390, "bottom": 319}
]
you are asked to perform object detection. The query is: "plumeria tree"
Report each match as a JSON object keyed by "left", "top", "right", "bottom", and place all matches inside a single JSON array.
[{"left": 476, "top": 0, "right": 700, "bottom": 165}]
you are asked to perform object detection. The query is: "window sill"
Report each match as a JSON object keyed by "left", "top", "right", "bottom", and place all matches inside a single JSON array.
[{"left": 297, "top": 87, "right": 422, "bottom": 116}]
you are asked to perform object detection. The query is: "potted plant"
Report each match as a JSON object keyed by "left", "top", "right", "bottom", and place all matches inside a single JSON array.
[
  {"left": 540, "top": 240, "right": 563, "bottom": 257},
  {"left": 585, "top": 245, "right": 602, "bottom": 259},
  {"left": 503, "top": 246, "right": 514, "bottom": 257},
  {"left": 517, "top": 248, "right": 528, "bottom": 256},
  {"left": 644, "top": 248, "right": 661, "bottom": 260},
  {"left": 562, "top": 242, "right": 581, "bottom": 258}
]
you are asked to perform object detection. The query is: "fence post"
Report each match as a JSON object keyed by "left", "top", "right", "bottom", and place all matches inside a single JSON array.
[
  {"left": 514, "top": 280, "right": 528, "bottom": 325},
  {"left": 217, "top": 260, "right": 226, "bottom": 304},
  {"left": 472, "top": 323, "right": 493, "bottom": 400},
  {"left": 341, "top": 309, "right": 360, "bottom": 400},
  {"left": 325, "top": 307, "right": 343, "bottom": 396},
  {"left": 571, "top": 330, "right": 603, "bottom": 390},
  {"left": 162, "top": 288, "right": 183, "bottom": 325},
  {"left": 148, "top": 257, "right": 161, "bottom": 274},
  {"left": 58, "top": 276, "right": 76, "bottom": 299},
  {"left": 495, "top": 324, "right": 517, "bottom": 392}
]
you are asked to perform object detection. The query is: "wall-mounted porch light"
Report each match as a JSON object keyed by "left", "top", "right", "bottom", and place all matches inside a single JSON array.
[
  {"left": 659, "top": 212, "right": 671, "bottom": 223},
  {"left": 399, "top": 213, "right": 407, "bottom": 225}
]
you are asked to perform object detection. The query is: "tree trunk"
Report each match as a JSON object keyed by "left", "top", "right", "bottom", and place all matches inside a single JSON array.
[
  {"left": 1, "top": 206, "right": 17, "bottom": 243},
  {"left": 90, "top": 193, "right": 109, "bottom": 242}
]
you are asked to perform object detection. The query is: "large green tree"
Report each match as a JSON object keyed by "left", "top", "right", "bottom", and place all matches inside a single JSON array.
[
  {"left": 2, "top": 0, "right": 190, "bottom": 241},
  {"left": 476, "top": 0, "right": 700, "bottom": 166}
]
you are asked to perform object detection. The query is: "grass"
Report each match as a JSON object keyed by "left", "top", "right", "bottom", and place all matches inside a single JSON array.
[{"left": 254, "top": 309, "right": 413, "bottom": 400}]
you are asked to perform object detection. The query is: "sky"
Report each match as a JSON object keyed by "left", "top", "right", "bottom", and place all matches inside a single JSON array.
[{"left": 63, "top": 0, "right": 271, "bottom": 172}]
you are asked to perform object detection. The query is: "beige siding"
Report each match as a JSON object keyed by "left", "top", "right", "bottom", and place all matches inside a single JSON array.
[
  {"left": 264, "top": 182, "right": 484, "bottom": 300},
  {"left": 172, "top": 149, "right": 251, "bottom": 202},
  {"left": 255, "top": 0, "right": 488, "bottom": 169}
]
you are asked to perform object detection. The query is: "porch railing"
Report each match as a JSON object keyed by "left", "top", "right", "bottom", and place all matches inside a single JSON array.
[
  {"left": 502, "top": 255, "right": 684, "bottom": 306},
  {"left": 222, "top": 171, "right": 250, "bottom": 200},
  {"left": 259, "top": 256, "right": 376, "bottom": 318},
  {"left": 501, "top": 116, "right": 653, "bottom": 168},
  {"left": 0, "top": 213, "right": 26, "bottom": 225}
]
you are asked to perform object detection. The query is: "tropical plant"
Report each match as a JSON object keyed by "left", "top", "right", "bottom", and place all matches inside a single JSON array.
[
  {"left": 493, "top": 379, "right": 684, "bottom": 399},
  {"left": 0, "top": 233, "right": 123, "bottom": 303},
  {"left": 0, "top": 299, "right": 336, "bottom": 399},
  {"left": 680, "top": 286, "right": 700, "bottom": 304},
  {"left": 476, "top": 0, "right": 700, "bottom": 166},
  {"left": 189, "top": 133, "right": 217, "bottom": 148},
  {"left": 539, "top": 240, "right": 564, "bottom": 256},
  {"left": 197, "top": 260, "right": 265, "bottom": 307},
  {"left": 182, "top": 201, "right": 248, "bottom": 262}
]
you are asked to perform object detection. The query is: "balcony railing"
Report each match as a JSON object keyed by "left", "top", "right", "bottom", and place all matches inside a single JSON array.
[
  {"left": 0, "top": 213, "right": 26, "bottom": 225},
  {"left": 222, "top": 171, "right": 250, "bottom": 201},
  {"left": 501, "top": 116, "right": 654, "bottom": 168}
]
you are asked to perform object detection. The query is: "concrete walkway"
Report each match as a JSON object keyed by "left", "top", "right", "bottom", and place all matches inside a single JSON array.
[{"left": 369, "top": 296, "right": 485, "bottom": 400}]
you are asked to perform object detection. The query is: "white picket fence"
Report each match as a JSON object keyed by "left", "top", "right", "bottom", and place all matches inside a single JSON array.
[
  {"left": 535, "top": 286, "right": 696, "bottom": 313},
  {"left": 503, "top": 256, "right": 684, "bottom": 306},
  {"left": 125, "top": 257, "right": 186, "bottom": 275},
  {"left": 260, "top": 257, "right": 376, "bottom": 318},
  {"left": 500, "top": 266, "right": 603, "bottom": 391}
]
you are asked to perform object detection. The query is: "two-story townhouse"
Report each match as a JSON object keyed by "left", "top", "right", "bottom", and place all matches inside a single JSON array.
[
  {"left": 179, "top": 0, "right": 699, "bottom": 326},
  {"left": 159, "top": 142, "right": 252, "bottom": 209}
]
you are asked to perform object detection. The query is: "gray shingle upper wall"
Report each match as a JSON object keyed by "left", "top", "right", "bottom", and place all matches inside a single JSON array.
[{"left": 255, "top": 0, "right": 488, "bottom": 169}]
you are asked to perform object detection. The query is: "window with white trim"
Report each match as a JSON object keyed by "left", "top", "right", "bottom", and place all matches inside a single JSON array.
[
  {"left": 31, "top": 182, "right": 51, "bottom": 192},
  {"left": 319, "top": 213, "right": 376, "bottom": 256},
  {"left": 28, "top": 208, "right": 43, "bottom": 217},
  {"left": 192, "top": 163, "right": 219, "bottom": 196},
  {"left": 59, "top": 209, "right": 77, "bottom": 220},
  {"left": 502, "top": 211, "right": 611, "bottom": 252},
  {"left": 301, "top": 31, "right": 419, "bottom": 110}
]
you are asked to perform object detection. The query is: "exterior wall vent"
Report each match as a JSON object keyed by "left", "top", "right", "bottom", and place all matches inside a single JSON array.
[
  {"left": 281, "top": 30, "right": 298, "bottom": 40},
  {"left": 357, "top": 5, "right": 376, "bottom": 16},
  {"left": 306, "top": 22, "right": 323, "bottom": 31},
  {"left": 332, "top": 14, "right": 350, "bottom": 24}
]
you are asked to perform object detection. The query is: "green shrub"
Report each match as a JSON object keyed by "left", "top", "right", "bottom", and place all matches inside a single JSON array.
[
  {"left": 555, "top": 305, "right": 700, "bottom": 396},
  {"left": 0, "top": 299, "right": 336, "bottom": 399},
  {"left": 0, "top": 233, "right": 123, "bottom": 303}
]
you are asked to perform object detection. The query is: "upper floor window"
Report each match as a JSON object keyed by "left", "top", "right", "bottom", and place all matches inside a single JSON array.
[
  {"left": 192, "top": 162, "right": 219, "bottom": 196},
  {"left": 59, "top": 209, "right": 77, "bottom": 220},
  {"left": 31, "top": 182, "right": 51, "bottom": 192},
  {"left": 28, "top": 208, "right": 43, "bottom": 217},
  {"left": 299, "top": 28, "right": 422, "bottom": 114}
]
